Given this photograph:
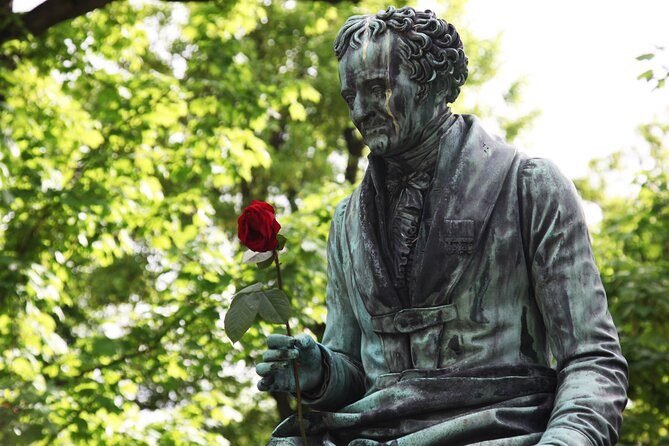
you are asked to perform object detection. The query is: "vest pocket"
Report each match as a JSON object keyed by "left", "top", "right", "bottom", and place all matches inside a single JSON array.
[{"left": 370, "top": 304, "right": 460, "bottom": 369}]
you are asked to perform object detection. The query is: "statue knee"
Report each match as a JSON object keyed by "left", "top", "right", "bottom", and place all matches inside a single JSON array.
[{"left": 267, "top": 435, "right": 335, "bottom": 446}]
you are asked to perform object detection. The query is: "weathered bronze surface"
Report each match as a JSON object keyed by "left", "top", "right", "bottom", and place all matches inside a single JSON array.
[{"left": 257, "top": 6, "right": 628, "bottom": 445}]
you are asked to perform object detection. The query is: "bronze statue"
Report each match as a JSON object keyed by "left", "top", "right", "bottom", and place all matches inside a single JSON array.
[{"left": 256, "top": 6, "right": 628, "bottom": 445}]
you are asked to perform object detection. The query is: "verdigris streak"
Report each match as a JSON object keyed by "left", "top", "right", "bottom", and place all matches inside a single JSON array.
[{"left": 256, "top": 6, "right": 628, "bottom": 446}]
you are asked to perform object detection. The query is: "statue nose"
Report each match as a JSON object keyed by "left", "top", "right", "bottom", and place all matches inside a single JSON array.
[{"left": 351, "top": 98, "right": 372, "bottom": 125}]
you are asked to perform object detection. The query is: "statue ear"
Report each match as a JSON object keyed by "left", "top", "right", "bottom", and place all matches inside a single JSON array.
[
  {"left": 416, "top": 84, "right": 430, "bottom": 104},
  {"left": 417, "top": 77, "right": 449, "bottom": 105},
  {"left": 433, "top": 77, "right": 450, "bottom": 104}
]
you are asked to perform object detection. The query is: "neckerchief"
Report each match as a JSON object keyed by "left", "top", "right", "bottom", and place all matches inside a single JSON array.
[{"left": 382, "top": 110, "right": 456, "bottom": 298}]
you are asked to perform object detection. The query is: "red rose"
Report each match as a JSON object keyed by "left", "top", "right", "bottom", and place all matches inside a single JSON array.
[{"left": 237, "top": 200, "right": 281, "bottom": 252}]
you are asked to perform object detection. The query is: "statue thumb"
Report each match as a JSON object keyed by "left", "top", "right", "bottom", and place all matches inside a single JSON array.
[{"left": 294, "top": 334, "right": 316, "bottom": 351}]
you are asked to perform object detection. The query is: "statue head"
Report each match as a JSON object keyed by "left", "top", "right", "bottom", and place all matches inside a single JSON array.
[{"left": 334, "top": 6, "right": 468, "bottom": 157}]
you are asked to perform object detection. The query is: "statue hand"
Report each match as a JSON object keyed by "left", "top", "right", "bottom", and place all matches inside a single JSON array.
[{"left": 256, "top": 333, "right": 324, "bottom": 394}]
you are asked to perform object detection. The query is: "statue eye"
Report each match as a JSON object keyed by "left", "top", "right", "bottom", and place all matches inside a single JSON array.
[
  {"left": 370, "top": 84, "right": 385, "bottom": 96},
  {"left": 344, "top": 95, "right": 355, "bottom": 108}
]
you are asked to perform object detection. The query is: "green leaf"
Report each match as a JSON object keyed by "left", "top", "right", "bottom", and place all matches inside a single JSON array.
[
  {"left": 257, "top": 288, "right": 291, "bottom": 324},
  {"left": 257, "top": 257, "right": 275, "bottom": 269},
  {"left": 91, "top": 337, "right": 117, "bottom": 357},
  {"left": 637, "top": 69, "right": 654, "bottom": 81},
  {"left": 236, "top": 282, "right": 264, "bottom": 295},
  {"left": 224, "top": 291, "right": 261, "bottom": 343},
  {"left": 224, "top": 285, "right": 290, "bottom": 341},
  {"left": 300, "top": 84, "right": 322, "bottom": 103},
  {"left": 636, "top": 53, "right": 655, "bottom": 61},
  {"left": 276, "top": 234, "right": 287, "bottom": 251},
  {"left": 242, "top": 249, "right": 274, "bottom": 264},
  {"left": 288, "top": 102, "right": 307, "bottom": 121}
]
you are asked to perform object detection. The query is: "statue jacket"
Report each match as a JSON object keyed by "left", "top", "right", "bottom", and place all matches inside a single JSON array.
[{"left": 278, "top": 115, "right": 628, "bottom": 446}]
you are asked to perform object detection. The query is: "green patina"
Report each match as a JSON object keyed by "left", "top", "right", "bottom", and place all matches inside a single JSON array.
[{"left": 259, "top": 6, "right": 628, "bottom": 446}]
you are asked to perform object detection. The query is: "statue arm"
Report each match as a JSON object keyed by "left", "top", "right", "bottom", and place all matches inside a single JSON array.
[
  {"left": 519, "top": 158, "right": 628, "bottom": 446},
  {"left": 301, "top": 198, "right": 366, "bottom": 411}
]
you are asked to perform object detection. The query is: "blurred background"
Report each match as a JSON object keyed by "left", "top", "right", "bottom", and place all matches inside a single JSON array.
[{"left": 1, "top": 0, "right": 667, "bottom": 444}]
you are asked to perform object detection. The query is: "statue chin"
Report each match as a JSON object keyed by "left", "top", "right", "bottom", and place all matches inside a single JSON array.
[{"left": 367, "top": 135, "right": 391, "bottom": 156}]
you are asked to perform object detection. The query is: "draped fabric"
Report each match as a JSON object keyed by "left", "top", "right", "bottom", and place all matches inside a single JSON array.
[
  {"left": 385, "top": 168, "right": 431, "bottom": 293},
  {"left": 273, "top": 365, "right": 557, "bottom": 446}
]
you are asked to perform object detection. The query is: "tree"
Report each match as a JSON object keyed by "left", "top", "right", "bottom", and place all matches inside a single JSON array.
[
  {"left": 0, "top": 0, "right": 536, "bottom": 444},
  {"left": 581, "top": 128, "right": 669, "bottom": 445},
  {"left": 575, "top": 50, "right": 669, "bottom": 444},
  {"left": 0, "top": 0, "right": 359, "bottom": 46},
  {"left": 637, "top": 46, "right": 668, "bottom": 91}
]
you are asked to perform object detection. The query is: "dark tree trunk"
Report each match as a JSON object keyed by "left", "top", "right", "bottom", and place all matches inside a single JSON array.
[
  {"left": 271, "top": 392, "right": 294, "bottom": 421},
  {"left": 344, "top": 127, "right": 364, "bottom": 184}
]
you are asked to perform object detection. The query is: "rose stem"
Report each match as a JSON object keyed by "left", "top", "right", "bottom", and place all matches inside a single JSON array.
[{"left": 274, "top": 249, "right": 308, "bottom": 446}]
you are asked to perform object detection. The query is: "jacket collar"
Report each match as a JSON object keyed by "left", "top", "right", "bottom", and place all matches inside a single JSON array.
[{"left": 344, "top": 115, "right": 517, "bottom": 316}]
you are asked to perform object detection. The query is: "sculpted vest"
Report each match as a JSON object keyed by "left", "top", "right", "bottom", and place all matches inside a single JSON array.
[{"left": 341, "top": 114, "right": 548, "bottom": 376}]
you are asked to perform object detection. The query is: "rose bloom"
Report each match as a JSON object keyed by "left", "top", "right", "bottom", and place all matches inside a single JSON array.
[{"left": 237, "top": 200, "right": 281, "bottom": 252}]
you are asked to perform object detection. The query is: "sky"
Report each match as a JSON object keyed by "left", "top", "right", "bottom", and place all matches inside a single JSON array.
[
  {"left": 422, "top": 0, "right": 669, "bottom": 180},
  {"left": 13, "top": 0, "right": 669, "bottom": 181}
]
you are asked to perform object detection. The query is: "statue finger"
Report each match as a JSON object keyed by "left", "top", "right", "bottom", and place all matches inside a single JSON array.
[
  {"left": 262, "top": 348, "right": 299, "bottom": 362},
  {"left": 267, "top": 334, "right": 295, "bottom": 349},
  {"left": 257, "top": 375, "right": 274, "bottom": 391},
  {"left": 270, "top": 371, "right": 294, "bottom": 392},
  {"left": 256, "top": 361, "right": 289, "bottom": 377},
  {"left": 258, "top": 372, "right": 293, "bottom": 392}
]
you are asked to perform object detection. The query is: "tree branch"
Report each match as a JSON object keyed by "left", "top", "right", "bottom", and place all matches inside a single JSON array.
[
  {"left": 1, "top": 0, "right": 115, "bottom": 44},
  {"left": 0, "top": 0, "right": 209, "bottom": 45},
  {"left": 26, "top": 0, "right": 114, "bottom": 35},
  {"left": 0, "top": 0, "right": 358, "bottom": 46},
  {"left": 53, "top": 304, "right": 193, "bottom": 385}
]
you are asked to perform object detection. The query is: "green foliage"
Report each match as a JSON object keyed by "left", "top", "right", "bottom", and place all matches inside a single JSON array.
[
  {"left": 583, "top": 51, "right": 669, "bottom": 444},
  {"left": 0, "top": 0, "right": 539, "bottom": 444},
  {"left": 581, "top": 120, "right": 669, "bottom": 444},
  {"left": 224, "top": 284, "right": 290, "bottom": 343},
  {"left": 636, "top": 46, "right": 668, "bottom": 90}
]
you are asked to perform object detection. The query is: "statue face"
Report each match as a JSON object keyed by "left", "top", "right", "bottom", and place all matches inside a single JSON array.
[{"left": 339, "top": 32, "right": 438, "bottom": 157}]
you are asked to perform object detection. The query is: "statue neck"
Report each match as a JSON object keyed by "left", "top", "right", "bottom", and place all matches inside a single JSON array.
[{"left": 384, "top": 109, "right": 454, "bottom": 174}]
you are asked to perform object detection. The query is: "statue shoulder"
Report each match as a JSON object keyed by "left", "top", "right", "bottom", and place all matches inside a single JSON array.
[
  {"left": 333, "top": 196, "right": 351, "bottom": 222},
  {"left": 517, "top": 156, "right": 586, "bottom": 230},
  {"left": 329, "top": 196, "right": 352, "bottom": 239},
  {"left": 518, "top": 157, "right": 577, "bottom": 196}
]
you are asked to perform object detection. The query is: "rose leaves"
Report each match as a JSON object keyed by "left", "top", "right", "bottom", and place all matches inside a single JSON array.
[{"left": 224, "top": 283, "right": 291, "bottom": 343}]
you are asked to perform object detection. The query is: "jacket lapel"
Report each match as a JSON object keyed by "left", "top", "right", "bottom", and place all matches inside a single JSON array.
[
  {"left": 343, "top": 161, "right": 403, "bottom": 316},
  {"left": 412, "top": 115, "right": 517, "bottom": 306}
]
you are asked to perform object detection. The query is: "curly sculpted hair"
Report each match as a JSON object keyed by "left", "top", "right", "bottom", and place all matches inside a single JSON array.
[{"left": 334, "top": 6, "right": 468, "bottom": 104}]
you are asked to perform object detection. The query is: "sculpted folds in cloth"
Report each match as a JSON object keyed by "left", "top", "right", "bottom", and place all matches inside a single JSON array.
[{"left": 256, "top": 6, "right": 628, "bottom": 446}]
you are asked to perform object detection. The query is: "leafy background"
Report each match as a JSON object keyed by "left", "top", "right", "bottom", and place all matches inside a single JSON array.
[{"left": 0, "top": 0, "right": 667, "bottom": 444}]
